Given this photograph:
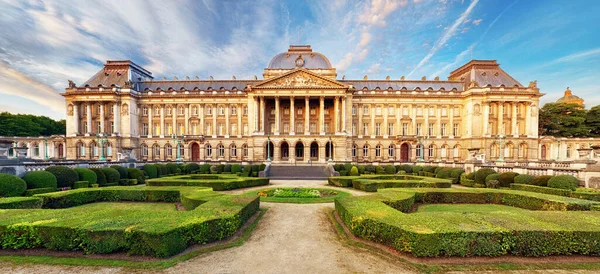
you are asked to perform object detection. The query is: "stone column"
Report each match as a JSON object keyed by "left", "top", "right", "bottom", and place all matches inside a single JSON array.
[
  {"left": 290, "top": 97, "right": 295, "bottom": 135},
  {"left": 274, "top": 96, "right": 280, "bottom": 135},
  {"left": 184, "top": 105, "right": 190, "bottom": 135},
  {"left": 148, "top": 104, "right": 153, "bottom": 137},
  {"left": 449, "top": 105, "right": 454, "bottom": 138},
  {"left": 254, "top": 97, "right": 259, "bottom": 133},
  {"left": 334, "top": 96, "right": 339, "bottom": 133},
  {"left": 341, "top": 96, "right": 346, "bottom": 133},
  {"left": 424, "top": 105, "right": 429, "bottom": 136},
  {"left": 436, "top": 105, "right": 441, "bottom": 138},
  {"left": 99, "top": 102, "right": 105, "bottom": 133},
  {"left": 73, "top": 102, "right": 79, "bottom": 134},
  {"left": 498, "top": 102, "right": 504, "bottom": 135},
  {"left": 113, "top": 103, "right": 120, "bottom": 134},
  {"left": 358, "top": 103, "right": 363, "bottom": 136},
  {"left": 483, "top": 102, "right": 489, "bottom": 136},
  {"left": 172, "top": 105, "right": 177, "bottom": 135},
  {"left": 319, "top": 96, "right": 325, "bottom": 135},
  {"left": 225, "top": 104, "right": 230, "bottom": 137},
  {"left": 212, "top": 105, "right": 217, "bottom": 137},
  {"left": 370, "top": 104, "right": 375, "bottom": 137},
  {"left": 396, "top": 104, "right": 401, "bottom": 136},
  {"left": 524, "top": 102, "right": 530, "bottom": 136},
  {"left": 383, "top": 103, "right": 388, "bottom": 138},
  {"left": 199, "top": 104, "right": 205, "bottom": 135},
  {"left": 86, "top": 103, "right": 92, "bottom": 134},
  {"left": 160, "top": 104, "right": 165, "bottom": 137},
  {"left": 260, "top": 97, "right": 265, "bottom": 133},
  {"left": 411, "top": 104, "right": 416, "bottom": 135},
  {"left": 238, "top": 103, "right": 243, "bottom": 137},
  {"left": 512, "top": 102, "right": 518, "bottom": 137},
  {"left": 305, "top": 96, "right": 310, "bottom": 135}
]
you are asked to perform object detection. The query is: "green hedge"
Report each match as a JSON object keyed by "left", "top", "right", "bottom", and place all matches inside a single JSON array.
[
  {"left": 166, "top": 163, "right": 179, "bottom": 174},
  {"left": 22, "top": 171, "right": 57, "bottom": 189},
  {"left": 143, "top": 164, "right": 158, "bottom": 179},
  {"left": 45, "top": 166, "right": 78, "bottom": 188},
  {"left": 185, "top": 163, "right": 200, "bottom": 174},
  {"left": 73, "top": 181, "right": 89, "bottom": 189},
  {"left": 336, "top": 188, "right": 600, "bottom": 257},
  {"left": 530, "top": 175, "right": 553, "bottom": 186},
  {"left": 499, "top": 172, "right": 519, "bottom": 187},
  {"left": 24, "top": 187, "right": 57, "bottom": 196},
  {"left": 0, "top": 187, "right": 259, "bottom": 257},
  {"left": 89, "top": 168, "right": 107, "bottom": 186},
  {"left": 485, "top": 173, "right": 500, "bottom": 184},
  {"left": 101, "top": 168, "right": 121, "bottom": 185},
  {"left": 474, "top": 168, "right": 496, "bottom": 185},
  {"left": 74, "top": 168, "right": 97, "bottom": 185},
  {"left": 548, "top": 175, "right": 579, "bottom": 191},
  {"left": 352, "top": 179, "right": 451, "bottom": 192},
  {"left": 0, "top": 173, "right": 27, "bottom": 197},
  {"left": 510, "top": 184, "right": 571, "bottom": 197},
  {"left": 0, "top": 196, "right": 43, "bottom": 209},
  {"left": 514, "top": 174, "right": 534, "bottom": 185},
  {"left": 460, "top": 173, "right": 475, "bottom": 187},
  {"left": 110, "top": 165, "right": 128, "bottom": 179},
  {"left": 118, "top": 179, "right": 137, "bottom": 186},
  {"left": 127, "top": 168, "right": 146, "bottom": 185},
  {"left": 147, "top": 175, "right": 269, "bottom": 191}
]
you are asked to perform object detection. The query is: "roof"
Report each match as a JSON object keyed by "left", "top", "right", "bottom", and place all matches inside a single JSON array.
[
  {"left": 267, "top": 45, "right": 332, "bottom": 70},
  {"left": 340, "top": 80, "right": 464, "bottom": 91},
  {"left": 83, "top": 60, "right": 153, "bottom": 87},
  {"left": 448, "top": 60, "right": 523, "bottom": 87},
  {"left": 557, "top": 88, "right": 584, "bottom": 105},
  {"left": 137, "top": 80, "right": 260, "bottom": 91}
]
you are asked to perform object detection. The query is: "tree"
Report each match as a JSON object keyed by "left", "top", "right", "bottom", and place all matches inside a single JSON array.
[
  {"left": 586, "top": 105, "right": 600, "bottom": 136},
  {"left": 0, "top": 112, "right": 65, "bottom": 136},
  {"left": 538, "top": 103, "right": 589, "bottom": 137}
]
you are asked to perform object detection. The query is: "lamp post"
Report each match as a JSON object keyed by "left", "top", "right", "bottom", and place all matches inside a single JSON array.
[
  {"left": 96, "top": 133, "right": 108, "bottom": 161},
  {"left": 328, "top": 134, "right": 333, "bottom": 162},
  {"left": 43, "top": 137, "right": 49, "bottom": 161},
  {"left": 416, "top": 135, "right": 429, "bottom": 162},
  {"left": 496, "top": 133, "right": 506, "bottom": 163},
  {"left": 267, "top": 133, "right": 271, "bottom": 162},
  {"left": 172, "top": 134, "right": 184, "bottom": 162}
]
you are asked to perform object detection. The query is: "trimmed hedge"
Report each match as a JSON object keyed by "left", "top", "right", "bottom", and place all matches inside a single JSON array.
[
  {"left": 352, "top": 179, "right": 452, "bottom": 192},
  {"left": 128, "top": 168, "right": 146, "bottom": 185},
  {"left": 45, "top": 166, "right": 78, "bottom": 188},
  {"left": 548, "top": 175, "right": 579, "bottom": 191},
  {"left": 460, "top": 173, "right": 475, "bottom": 187},
  {"left": 101, "top": 168, "right": 121, "bottom": 185},
  {"left": 349, "top": 166, "right": 359, "bottom": 176},
  {"left": 147, "top": 175, "right": 269, "bottom": 191},
  {"left": 24, "top": 187, "right": 57, "bottom": 196},
  {"left": 0, "top": 187, "right": 259, "bottom": 257},
  {"left": 110, "top": 165, "right": 128, "bottom": 179},
  {"left": 22, "top": 171, "right": 57, "bottom": 189},
  {"left": 474, "top": 168, "right": 496, "bottom": 185},
  {"left": 531, "top": 175, "right": 553, "bottom": 186},
  {"left": 185, "top": 163, "right": 200, "bottom": 174},
  {"left": 143, "top": 164, "right": 158, "bottom": 179},
  {"left": 514, "top": 174, "right": 534, "bottom": 185},
  {"left": 166, "top": 163, "right": 179, "bottom": 174},
  {"left": 118, "top": 179, "right": 137, "bottom": 186},
  {"left": 74, "top": 168, "right": 97, "bottom": 185},
  {"left": 89, "top": 168, "right": 107, "bottom": 186},
  {"left": 0, "top": 173, "right": 27, "bottom": 197},
  {"left": 0, "top": 196, "right": 43, "bottom": 209},
  {"left": 73, "top": 181, "right": 89, "bottom": 189},
  {"left": 499, "top": 172, "right": 519, "bottom": 188},
  {"left": 336, "top": 187, "right": 600, "bottom": 257},
  {"left": 510, "top": 184, "right": 571, "bottom": 197},
  {"left": 485, "top": 173, "right": 500, "bottom": 184}
]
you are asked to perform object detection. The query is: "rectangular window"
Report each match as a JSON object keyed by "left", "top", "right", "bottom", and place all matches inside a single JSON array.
[
  {"left": 363, "top": 106, "right": 369, "bottom": 115},
  {"left": 166, "top": 107, "right": 172, "bottom": 115},
  {"left": 178, "top": 123, "right": 184, "bottom": 135},
  {"left": 324, "top": 122, "right": 329, "bottom": 133},
  {"left": 110, "top": 121, "right": 114, "bottom": 134},
  {"left": 231, "top": 106, "right": 237, "bottom": 115},
  {"left": 416, "top": 123, "right": 422, "bottom": 136},
  {"left": 283, "top": 107, "right": 289, "bottom": 115},
  {"left": 219, "top": 123, "right": 225, "bottom": 135},
  {"left": 453, "top": 123, "right": 459, "bottom": 136},
  {"left": 232, "top": 123, "right": 237, "bottom": 135},
  {"left": 454, "top": 106, "right": 459, "bottom": 116},
  {"left": 206, "top": 107, "right": 212, "bottom": 115},
  {"left": 243, "top": 106, "right": 248, "bottom": 115},
  {"left": 363, "top": 123, "right": 368, "bottom": 135},
  {"left": 402, "top": 123, "right": 408, "bottom": 135},
  {"left": 429, "top": 107, "right": 435, "bottom": 116},
  {"left": 388, "top": 106, "right": 394, "bottom": 116},
  {"left": 167, "top": 123, "right": 173, "bottom": 135},
  {"left": 375, "top": 123, "right": 381, "bottom": 136},
  {"left": 441, "top": 107, "right": 447, "bottom": 116},
  {"left": 352, "top": 123, "right": 357, "bottom": 135},
  {"left": 310, "top": 107, "right": 316, "bottom": 115},
  {"left": 178, "top": 107, "right": 184, "bottom": 115},
  {"left": 376, "top": 107, "right": 381, "bottom": 116},
  {"left": 297, "top": 107, "right": 303, "bottom": 115},
  {"left": 296, "top": 123, "right": 303, "bottom": 133},
  {"left": 417, "top": 107, "right": 423, "bottom": 116},
  {"left": 283, "top": 123, "right": 289, "bottom": 133},
  {"left": 97, "top": 122, "right": 101, "bottom": 133},
  {"left": 142, "top": 123, "right": 148, "bottom": 135},
  {"left": 310, "top": 123, "right": 316, "bottom": 133},
  {"left": 441, "top": 123, "right": 447, "bottom": 136},
  {"left": 428, "top": 123, "right": 434, "bottom": 136},
  {"left": 403, "top": 106, "right": 408, "bottom": 116},
  {"left": 243, "top": 123, "right": 248, "bottom": 135},
  {"left": 154, "top": 123, "right": 160, "bottom": 135},
  {"left": 143, "top": 107, "right": 148, "bottom": 116},
  {"left": 388, "top": 123, "right": 394, "bottom": 136},
  {"left": 352, "top": 106, "right": 356, "bottom": 115},
  {"left": 206, "top": 123, "right": 212, "bottom": 135}
]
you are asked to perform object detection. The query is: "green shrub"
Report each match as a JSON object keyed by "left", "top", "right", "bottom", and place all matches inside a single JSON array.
[
  {"left": 74, "top": 168, "right": 97, "bottom": 185},
  {"left": 548, "top": 175, "right": 579, "bottom": 191},
  {"left": 423, "top": 166, "right": 436, "bottom": 173},
  {"left": 127, "top": 168, "right": 146, "bottom": 185},
  {"left": 224, "top": 164, "right": 232, "bottom": 173},
  {"left": 485, "top": 173, "right": 500, "bottom": 184},
  {"left": 375, "top": 166, "right": 385, "bottom": 174},
  {"left": 434, "top": 167, "right": 444, "bottom": 174},
  {"left": 498, "top": 172, "right": 519, "bottom": 187},
  {"left": 185, "top": 163, "right": 200, "bottom": 174},
  {"left": 155, "top": 164, "right": 167, "bottom": 177},
  {"left": 350, "top": 166, "right": 359, "bottom": 176},
  {"left": 384, "top": 165, "right": 396, "bottom": 174},
  {"left": 25, "top": 187, "right": 57, "bottom": 196},
  {"left": 486, "top": 179, "right": 500, "bottom": 188},
  {"left": 118, "top": 178, "right": 137, "bottom": 186},
  {"left": 210, "top": 165, "right": 218, "bottom": 174},
  {"left": 339, "top": 171, "right": 347, "bottom": 176},
  {"left": 514, "top": 174, "right": 534, "bottom": 185},
  {"left": 143, "top": 164, "right": 158, "bottom": 179},
  {"left": 89, "top": 168, "right": 107, "bottom": 186},
  {"left": 101, "top": 168, "right": 120, "bottom": 184},
  {"left": 474, "top": 168, "right": 497, "bottom": 185},
  {"left": 398, "top": 165, "right": 413, "bottom": 174},
  {"left": 0, "top": 196, "right": 43, "bottom": 209},
  {"left": 110, "top": 165, "right": 128, "bottom": 179},
  {"left": 166, "top": 163, "right": 179, "bottom": 174},
  {"left": 460, "top": 173, "right": 475, "bottom": 187},
  {"left": 259, "top": 164, "right": 266, "bottom": 171},
  {"left": 510, "top": 184, "right": 571, "bottom": 197},
  {"left": 357, "top": 166, "right": 366, "bottom": 174},
  {"left": 412, "top": 166, "right": 424, "bottom": 174},
  {"left": 531, "top": 175, "right": 553, "bottom": 186},
  {"left": 232, "top": 164, "right": 242, "bottom": 174},
  {"left": 0, "top": 173, "right": 27, "bottom": 197},
  {"left": 344, "top": 163, "right": 353, "bottom": 172},
  {"left": 45, "top": 166, "right": 78, "bottom": 188},
  {"left": 200, "top": 164, "right": 211, "bottom": 174},
  {"left": 22, "top": 171, "right": 57, "bottom": 189},
  {"left": 364, "top": 165, "right": 375, "bottom": 174},
  {"left": 73, "top": 181, "right": 89, "bottom": 189},
  {"left": 466, "top": 172, "right": 475, "bottom": 180}
]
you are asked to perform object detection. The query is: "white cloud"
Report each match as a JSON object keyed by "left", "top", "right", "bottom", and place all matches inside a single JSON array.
[
  {"left": 408, "top": 0, "right": 479, "bottom": 77},
  {"left": 472, "top": 19, "right": 482, "bottom": 25}
]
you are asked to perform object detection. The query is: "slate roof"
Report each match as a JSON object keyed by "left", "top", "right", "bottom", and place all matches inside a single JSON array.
[{"left": 448, "top": 60, "right": 523, "bottom": 87}]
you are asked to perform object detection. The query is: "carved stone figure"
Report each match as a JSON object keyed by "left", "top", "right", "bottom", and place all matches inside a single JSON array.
[
  {"left": 528, "top": 80, "right": 537, "bottom": 88},
  {"left": 68, "top": 80, "right": 77, "bottom": 88},
  {"left": 67, "top": 104, "right": 74, "bottom": 116},
  {"left": 121, "top": 103, "right": 129, "bottom": 116}
]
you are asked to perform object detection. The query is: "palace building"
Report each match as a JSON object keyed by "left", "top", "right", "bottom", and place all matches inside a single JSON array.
[{"left": 61, "top": 45, "right": 545, "bottom": 163}]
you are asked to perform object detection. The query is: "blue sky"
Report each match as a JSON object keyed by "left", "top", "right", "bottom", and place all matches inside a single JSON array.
[{"left": 0, "top": 0, "right": 598, "bottom": 120}]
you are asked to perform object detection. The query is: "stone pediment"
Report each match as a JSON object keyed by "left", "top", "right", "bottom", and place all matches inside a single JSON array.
[{"left": 254, "top": 69, "right": 346, "bottom": 89}]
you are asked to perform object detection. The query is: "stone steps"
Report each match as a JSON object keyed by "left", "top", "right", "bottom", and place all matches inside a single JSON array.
[{"left": 268, "top": 165, "right": 329, "bottom": 180}]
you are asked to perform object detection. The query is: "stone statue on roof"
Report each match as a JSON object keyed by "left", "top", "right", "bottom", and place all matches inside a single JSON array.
[{"left": 68, "top": 80, "right": 77, "bottom": 88}]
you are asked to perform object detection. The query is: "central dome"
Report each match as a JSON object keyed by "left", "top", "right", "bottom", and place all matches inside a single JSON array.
[{"left": 268, "top": 45, "right": 332, "bottom": 70}]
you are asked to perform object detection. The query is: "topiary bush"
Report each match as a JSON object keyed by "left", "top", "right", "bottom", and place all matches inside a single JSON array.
[
  {"left": 166, "top": 163, "right": 179, "bottom": 174},
  {"left": 128, "top": 168, "right": 145, "bottom": 185},
  {"left": 498, "top": 172, "right": 519, "bottom": 187},
  {"left": 412, "top": 166, "right": 424, "bottom": 174},
  {"left": 384, "top": 165, "right": 396, "bottom": 174},
  {"left": 474, "top": 168, "right": 497, "bottom": 185},
  {"left": 344, "top": 163, "right": 353, "bottom": 172},
  {"left": 74, "top": 168, "right": 97, "bottom": 185},
  {"left": 349, "top": 166, "right": 359, "bottom": 176},
  {"left": 423, "top": 166, "right": 436, "bottom": 173},
  {"left": 22, "top": 171, "right": 57, "bottom": 189},
  {"left": 45, "top": 166, "right": 78, "bottom": 188},
  {"left": 357, "top": 166, "right": 366, "bottom": 174},
  {"left": 186, "top": 163, "right": 200, "bottom": 174},
  {"left": 210, "top": 165, "right": 218, "bottom": 174},
  {"left": 259, "top": 164, "right": 266, "bottom": 171},
  {"left": 514, "top": 174, "right": 535, "bottom": 185},
  {"left": 530, "top": 175, "right": 553, "bottom": 186},
  {"left": 375, "top": 166, "right": 385, "bottom": 174},
  {"left": 450, "top": 169, "right": 465, "bottom": 184},
  {"left": 434, "top": 167, "right": 444, "bottom": 174},
  {"left": 485, "top": 173, "right": 500, "bottom": 184},
  {"left": 548, "top": 175, "right": 579, "bottom": 191},
  {"left": 399, "top": 165, "right": 413, "bottom": 174},
  {"left": 200, "top": 164, "right": 211, "bottom": 174},
  {"left": 156, "top": 164, "right": 168, "bottom": 176},
  {"left": 232, "top": 164, "right": 242, "bottom": 174},
  {"left": 101, "top": 167, "right": 121, "bottom": 185},
  {"left": 0, "top": 173, "right": 27, "bottom": 197},
  {"left": 110, "top": 165, "right": 128, "bottom": 179},
  {"left": 143, "top": 164, "right": 158, "bottom": 179},
  {"left": 89, "top": 168, "right": 107, "bottom": 186},
  {"left": 486, "top": 179, "right": 500, "bottom": 188},
  {"left": 223, "top": 164, "right": 232, "bottom": 173}
]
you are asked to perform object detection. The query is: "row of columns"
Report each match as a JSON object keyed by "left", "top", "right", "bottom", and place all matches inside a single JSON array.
[
  {"left": 72, "top": 102, "right": 120, "bottom": 135},
  {"left": 482, "top": 101, "right": 532, "bottom": 137}
]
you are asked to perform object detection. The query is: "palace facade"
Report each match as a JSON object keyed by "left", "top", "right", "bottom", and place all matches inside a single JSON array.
[{"left": 61, "top": 45, "right": 546, "bottom": 163}]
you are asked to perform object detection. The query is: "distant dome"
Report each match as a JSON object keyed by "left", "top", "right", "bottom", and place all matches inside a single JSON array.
[
  {"left": 557, "top": 87, "right": 584, "bottom": 106},
  {"left": 268, "top": 45, "right": 332, "bottom": 70}
]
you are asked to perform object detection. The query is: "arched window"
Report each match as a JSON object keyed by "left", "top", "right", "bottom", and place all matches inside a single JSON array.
[
  {"left": 231, "top": 144, "right": 237, "bottom": 157},
  {"left": 77, "top": 142, "right": 85, "bottom": 158},
  {"left": 428, "top": 144, "right": 435, "bottom": 158},
  {"left": 106, "top": 142, "right": 112, "bottom": 157},
  {"left": 217, "top": 144, "right": 225, "bottom": 157},
  {"left": 91, "top": 142, "right": 98, "bottom": 156},
  {"left": 363, "top": 144, "right": 369, "bottom": 157},
  {"left": 416, "top": 144, "right": 423, "bottom": 158},
  {"left": 441, "top": 145, "right": 447, "bottom": 158},
  {"left": 206, "top": 144, "right": 212, "bottom": 157},
  {"left": 566, "top": 145, "right": 572, "bottom": 158},
  {"left": 519, "top": 143, "right": 527, "bottom": 158},
  {"left": 375, "top": 145, "right": 381, "bottom": 157},
  {"left": 453, "top": 145, "right": 460, "bottom": 158},
  {"left": 165, "top": 144, "right": 172, "bottom": 158},
  {"left": 153, "top": 144, "right": 161, "bottom": 157},
  {"left": 33, "top": 143, "right": 40, "bottom": 157},
  {"left": 242, "top": 144, "right": 248, "bottom": 157},
  {"left": 141, "top": 144, "right": 148, "bottom": 157},
  {"left": 352, "top": 144, "right": 357, "bottom": 157},
  {"left": 388, "top": 145, "right": 395, "bottom": 158}
]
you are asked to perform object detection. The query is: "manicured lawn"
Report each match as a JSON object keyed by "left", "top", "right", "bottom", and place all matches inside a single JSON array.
[
  {"left": 414, "top": 203, "right": 530, "bottom": 214},
  {"left": 241, "top": 187, "right": 352, "bottom": 203},
  {"left": 74, "top": 202, "right": 178, "bottom": 212}
]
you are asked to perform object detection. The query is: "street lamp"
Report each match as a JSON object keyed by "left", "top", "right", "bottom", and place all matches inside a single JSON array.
[
  {"left": 43, "top": 137, "right": 49, "bottom": 161},
  {"left": 328, "top": 134, "right": 333, "bottom": 162},
  {"left": 267, "top": 133, "right": 271, "bottom": 162},
  {"left": 96, "top": 133, "right": 108, "bottom": 161},
  {"left": 496, "top": 133, "right": 506, "bottom": 163},
  {"left": 416, "top": 135, "right": 429, "bottom": 162},
  {"left": 172, "top": 134, "right": 185, "bottom": 162}
]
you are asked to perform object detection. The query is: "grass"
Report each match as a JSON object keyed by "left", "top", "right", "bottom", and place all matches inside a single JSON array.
[
  {"left": 414, "top": 203, "right": 530, "bottom": 214},
  {"left": 0, "top": 208, "right": 267, "bottom": 270},
  {"left": 75, "top": 202, "right": 178, "bottom": 212},
  {"left": 241, "top": 187, "right": 352, "bottom": 203}
]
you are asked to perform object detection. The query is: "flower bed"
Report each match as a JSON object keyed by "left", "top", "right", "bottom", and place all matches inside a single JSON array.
[
  {"left": 242, "top": 187, "right": 352, "bottom": 203},
  {"left": 328, "top": 175, "right": 451, "bottom": 192},
  {"left": 146, "top": 174, "right": 269, "bottom": 190},
  {"left": 336, "top": 187, "right": 600, "bottom": 257},
  {"left": 0, "top": 186, "right": 259, "bottom": 257}
]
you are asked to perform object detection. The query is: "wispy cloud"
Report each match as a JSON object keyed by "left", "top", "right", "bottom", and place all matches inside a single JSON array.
[
  {"left": 543, "top": 48, "right": 600, "bottom": 67},
  {"left": 408, "top": 0, "right": 479, "bottom": 77}
]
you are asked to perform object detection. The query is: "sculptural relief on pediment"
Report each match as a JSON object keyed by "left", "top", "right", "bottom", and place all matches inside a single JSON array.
[{"left": 258, "top": 71, "right": 344, "bottom": 88}]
